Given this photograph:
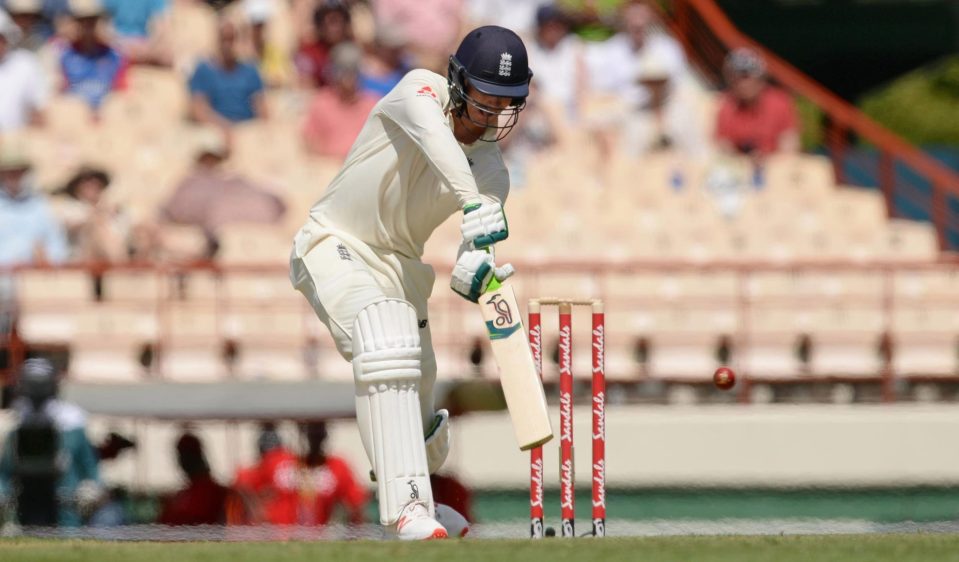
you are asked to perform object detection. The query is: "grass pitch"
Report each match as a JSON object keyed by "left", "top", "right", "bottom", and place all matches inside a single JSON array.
[{"left": 3, "top": 534, "right": 959, "bottom": 562}]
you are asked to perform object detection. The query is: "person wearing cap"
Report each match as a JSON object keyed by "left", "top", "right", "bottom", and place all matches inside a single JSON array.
[
  {"left": 302, "top": 41, "right": 379, "bottom": 160},
  {"left": 159, "top": 127, "right": 285, "bottom": 258},
  {"left": 60, "top": 0, "right": 128, "bottom": 110},
  {"left": 188, "top": 18, "right": 266, "bottom": 127},
  {"left": 4, "top": 0, "right": 45, "bottom": 51},
  {"left": 157, "top": 431, "right": 228, "bottom": 526},
  {"left": 0, "top": 142, "right": 68, "bottom": 267},
  {"left": 240, "top": 0, "right": 291, "bottom": 87},
  {"left": 716, "top": 47, "right": 800, "bottom": 158},
  {"left": 53, "top": 166, "right": 130, "bottom": 262},
  {"left": 289, "top": 25, "right": 532, "bottom": 539},
  {"left": 585, "top": 2, "right": 688, "bottom": 111},
  {"left": 0, "top": 7, "right": 48, "bottom": 132}
]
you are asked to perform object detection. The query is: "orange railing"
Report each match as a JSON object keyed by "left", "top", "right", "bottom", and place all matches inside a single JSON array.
[{"left": 663, "top": 0, "right": 959, "bottom": 250}]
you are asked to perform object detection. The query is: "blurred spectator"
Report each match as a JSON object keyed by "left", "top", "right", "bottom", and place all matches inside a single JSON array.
[
  {"left": 0, "top": 358, "right": 103, "bottom": 527},
  {"left": 358, "top": 26, "right": 411, "bottom": 98},
  {"left": 294, "top": 1, "right": 352, "bottom": 89},
  {"left": 188, "top": 19, "right": 267, "bottom": 127},
  {"left": 232, "top": 423, "right": 300, "bottom": 525},
  {"left": 242, "top": 0, "right": 292, "bottom": 87},
  {"left": 159, "top": 128, "right": 286, "bottom": 258},
  {"left": 0, "top": 8, "right": 48, "bottom": 132},
  {"left": 526, "top": 4, "right": 584, "bottom": 119},
  {"left": 716, "top": 47, "right": 800, "bottom": 159},
  {"left": 296, "top": 421, "right": 367, "bottom": 525},
  {"left": 466, "top": 0, "right": 539, "bottom": 36},
  {"left": 157, "top": 431, "right": 228, "bottom": 526},
  {"left": 621, "top": 49, "right": 708, "bottom": 160},
  {"left": 302, "top": 42, "right": 377, "bottom": 160},
  {"left": 101, "top": 0, "right": 172, "bottom": 66},
  {"left": 1, "top": 0, "right": 69, "bottom": 45},
  {"left": 52, "top": 167, "right": 130, "bottom": 262},
  {"left": 5, "top": 0, "right": 45, "bottom": 51},
  {"left": 0, "top": 142, "right": 68, "bottom": 267},
  {"left": 60, "top": 0, "right": 128, "bottom": 111},
  {"left": 500, "top": 82, "right": 558, "bottom": 188},
  {"left": 371, "top": 0, "right": 463, "bottom": 71},
  {"left": 585, "top": 2, "right": 688, "bottom": 110}
]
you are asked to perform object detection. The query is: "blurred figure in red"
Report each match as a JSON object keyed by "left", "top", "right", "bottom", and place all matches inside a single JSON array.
[
  {"left": 301, "top": 42, "right": 378, "bottom": 160},
  {"left": 294, "top": 1, "right": 352, "bottom": 88},
  {"left": 716, "top": 47, "right": 800, "bottom": 160},
  {"left": 157, "top": 431, "right": 228, "bottom": 526},
  {"left": 296, "top": 420, "right": 368, "bottom": 525},
  {"left": 231, "top": 422, "right": 299, "bottom": 525}
]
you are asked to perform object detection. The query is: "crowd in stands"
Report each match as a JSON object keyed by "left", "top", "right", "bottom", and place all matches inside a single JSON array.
[{"left": 0, "top": 0, "right": 802, "bottom": 272}]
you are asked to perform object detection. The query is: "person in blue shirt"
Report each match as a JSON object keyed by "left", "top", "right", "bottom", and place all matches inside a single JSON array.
[
  {"left": 60, "top": 0, "right": 128, "bottom": 110},
  {"left": 188, "top": 19, "right": 267, "bottom": 127},
  {"left": 0, "top": 143, "right": 68, "bottom": 268},
  {"left": 100, "top": 0, "right": 171, "bottom": 66}
]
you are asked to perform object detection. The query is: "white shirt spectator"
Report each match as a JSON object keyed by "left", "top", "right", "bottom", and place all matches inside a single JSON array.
[
  {"left": 586, "top": 30, "right": 688, "bottom": 109},
  {"left": 527, "top": 33, "right": 583, "bottom": 118},
  {"left": 0, "top": 48, "right": 48, "bottom": 132},
  {"left": 466, "top": 0, "right": 540, "bottom": 36}
]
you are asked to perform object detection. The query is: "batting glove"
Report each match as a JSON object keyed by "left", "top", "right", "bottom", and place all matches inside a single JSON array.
[
  {"left": 450, "top": 250, "right": 515, "bottom": 303},
  {"left": 461, "top": 201, "right": 508, "bottom": 250}
]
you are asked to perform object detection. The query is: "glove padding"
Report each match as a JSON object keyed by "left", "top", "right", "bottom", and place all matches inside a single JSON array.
[
  {"left": 461, "top": 202, "right": 508, "bottom": 250},
  {"left": 450, "top": 250, "right": 515, "bottom": 303}
]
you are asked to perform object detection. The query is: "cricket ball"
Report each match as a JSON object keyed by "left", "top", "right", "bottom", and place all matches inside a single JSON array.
[{"left": 713, "top": 366, "right": 736, "bottom": 390}]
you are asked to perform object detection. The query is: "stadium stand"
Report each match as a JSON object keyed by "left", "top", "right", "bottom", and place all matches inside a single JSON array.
[{"left": 0, "top": 0, "right": 957, "bottom": 403}]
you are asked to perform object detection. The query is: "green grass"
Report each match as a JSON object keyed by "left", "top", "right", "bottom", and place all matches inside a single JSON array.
[{"left": 3, "top": 535, "right": 959, "bottom": 562}]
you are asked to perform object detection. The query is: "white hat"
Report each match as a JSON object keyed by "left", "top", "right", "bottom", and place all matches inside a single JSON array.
[
  {"left": 244, "top": 0, "right": 274, "bottom": 24},
  {"left": 0, "top": 9, "right": 24, "bottom": 45},
  {"left": 6, "top": 0, "right": 43, "bottom": 15},
  {"left": 0, "top": 141, "right": 32, "bottom": 172},
  {"left": 68, "top": 0, "right": 105, "bottom": 18}
]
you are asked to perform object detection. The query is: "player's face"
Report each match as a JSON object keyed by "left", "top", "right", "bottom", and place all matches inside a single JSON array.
[{"left": 454, "top": 86, "right": 516, "bottom": 144}]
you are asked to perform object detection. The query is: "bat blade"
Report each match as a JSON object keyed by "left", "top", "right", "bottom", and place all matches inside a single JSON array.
[{"left": 480, "top": 282, "right": 553, "bottom": 450}]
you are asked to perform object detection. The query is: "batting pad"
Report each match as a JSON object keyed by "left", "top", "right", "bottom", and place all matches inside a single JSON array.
[{"left": 352, "top": 299, "right": 433, "bottom": 525}]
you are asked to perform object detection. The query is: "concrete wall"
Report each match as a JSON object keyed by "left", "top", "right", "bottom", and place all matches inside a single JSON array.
[{"left": 3, "top": 404, "right": 959, "bottom": 490}]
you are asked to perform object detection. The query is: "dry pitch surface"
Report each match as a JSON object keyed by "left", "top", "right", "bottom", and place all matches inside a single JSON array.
[{"left": 3, "top": 535, "right": 959, "bottom": 562}]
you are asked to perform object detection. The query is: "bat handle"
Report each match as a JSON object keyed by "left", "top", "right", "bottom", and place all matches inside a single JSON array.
[{"left": 487, "top": 277, "right": 502, "bottom": 292}]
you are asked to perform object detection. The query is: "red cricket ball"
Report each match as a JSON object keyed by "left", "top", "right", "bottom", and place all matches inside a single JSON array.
[{"left": 713, "top": 366, "right": 736, "bottom": 390}]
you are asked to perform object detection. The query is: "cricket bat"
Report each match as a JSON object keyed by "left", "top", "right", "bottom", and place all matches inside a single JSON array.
[{"left": 480, "top": 278, "right": 553, "bottom": 450}]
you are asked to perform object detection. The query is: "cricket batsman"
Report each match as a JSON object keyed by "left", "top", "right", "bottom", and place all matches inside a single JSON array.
[{"left": 289, "top": 26, "right": 532, "bottom": 539}]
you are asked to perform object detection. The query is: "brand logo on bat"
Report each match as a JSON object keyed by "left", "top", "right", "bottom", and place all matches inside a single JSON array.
[{"left": 484, "top": 293, "right": 520, "bottom": 340}]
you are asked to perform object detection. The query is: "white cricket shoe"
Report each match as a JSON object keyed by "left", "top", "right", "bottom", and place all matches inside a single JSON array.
[
  {"left": 435, "top": 503, "right": 470, "bottom": 537},
  {"left": 394, "top": 501, "right": 449, "bottom": 540}
]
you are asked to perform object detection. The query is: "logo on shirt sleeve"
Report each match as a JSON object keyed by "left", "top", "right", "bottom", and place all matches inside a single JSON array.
[{"left": 416, "top": 86, "right": 439, "bottom": 104}]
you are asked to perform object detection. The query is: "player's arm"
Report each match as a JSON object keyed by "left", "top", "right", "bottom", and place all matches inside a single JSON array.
[
  {"left": 378, "top": 72, "right": 509, "bottom": 249},
  {"left": 450, "top": 165, "right": 514, "bottom": 303}
]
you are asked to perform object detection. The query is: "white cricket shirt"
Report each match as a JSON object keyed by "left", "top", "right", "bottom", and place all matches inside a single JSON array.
[{"left": 304, "top": 69, "right": 509, "bottom": 260}]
